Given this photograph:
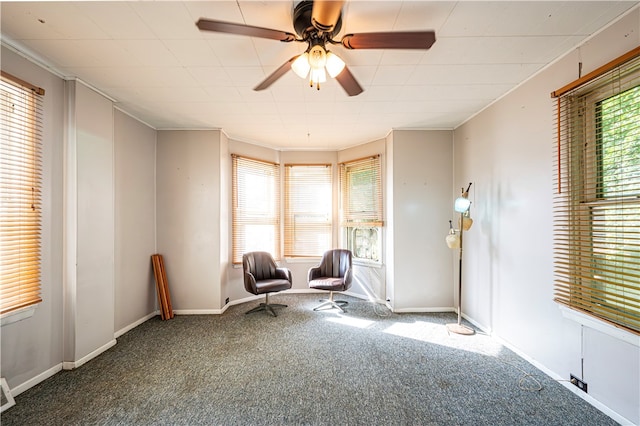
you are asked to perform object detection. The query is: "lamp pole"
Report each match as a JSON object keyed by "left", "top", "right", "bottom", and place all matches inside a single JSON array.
[
  {"left": 447, "top": 183, "right": 475, "bottom": 335},
  {"left": 457, "top": 209, "right": 464, "bottom": 326}
]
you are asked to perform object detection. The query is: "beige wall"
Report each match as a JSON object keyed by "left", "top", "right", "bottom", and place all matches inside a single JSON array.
[
  {"left": 66, "top": 80, "right": 116, "bottom": 365},
  {"left": 0, "top": 45, "right": 65, "bottom": 395},
  {"left": 114, "top": 109, "right": 157, "bottom": 332},
  {"left": 387, "top": 130, "right": 454, "bottom": 311},
  {"left": 454, "top": 8, "right": 640, "bottom": 424},
  {"left": 2, "top": 9, "right": 638, "bottom": 422},
  {"left": 156, "top": 130, "right": 223, "bottom": 311}
]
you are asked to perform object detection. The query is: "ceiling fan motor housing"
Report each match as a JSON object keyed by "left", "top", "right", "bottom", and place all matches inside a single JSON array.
[{"left": 293, "top": 1, "right": 343, "bottom": 40}]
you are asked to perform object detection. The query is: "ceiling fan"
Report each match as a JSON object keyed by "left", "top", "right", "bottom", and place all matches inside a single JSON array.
[{"left": 196, "top": 0, "right": 436, "bottom": 96}]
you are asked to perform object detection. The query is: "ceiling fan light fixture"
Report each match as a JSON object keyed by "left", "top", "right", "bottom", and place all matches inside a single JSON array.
[
  {"left": 309, "top": 67, "right": 326, "bottom": 89},
  {"left": 197, "top": 5, "right": 436, "bottom": 96},
  {"left": 291, "top": 53, "right": 311, "bottom": 78},
  {"left": 308, "top": 44, "right": 327, "bottom": 69},
  {"left": 325, "top": 51, "right": 345, "bottom": 78}
]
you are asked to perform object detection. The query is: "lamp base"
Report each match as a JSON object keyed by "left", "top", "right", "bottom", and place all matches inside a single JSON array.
[{"left": 446, "top": 323, "right": 475, "bottom": 335}]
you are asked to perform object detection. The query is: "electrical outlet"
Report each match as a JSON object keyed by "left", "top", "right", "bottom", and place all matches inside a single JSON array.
[
  {"left": 570, "top": 374, "right": 588, "bottom": 393},
  {"left": 225, "top": 297, "right": 230, "bottom": 305}
]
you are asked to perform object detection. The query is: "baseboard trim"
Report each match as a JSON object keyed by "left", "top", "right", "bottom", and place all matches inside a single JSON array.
[
  {"left": 10, "top": 364, "right": 63, "bottom": 398},
  {"left": 284, "top": 288, "right": 323, "bottom": 295},
  {"left": 490, "top": 333, "right": 633, "bottom": 426},
  {"left": 62, "top": 339, "right": 117, "bottom": 370},
  {"left": 173, "top": 308, "right": 225, "bottom": 315},
  {"left": 461, "top": 313, "right": 491, "bottom": 334},
  {"left": 115, "top": 312, "right": 158, "bottom": 338},
  {"left": 393, "top": 307, "right": 453, "bottom": 313},
  {"left": 175, "top": 290, "right": 327, "bottom": 315},
  {"left": 288, "top": 288, "right": 374, "bottom": 301}
]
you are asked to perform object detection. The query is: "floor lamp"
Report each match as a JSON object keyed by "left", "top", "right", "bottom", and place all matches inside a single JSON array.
[{"left": 446, "top": 182, "right": 475, "bottom": 335}]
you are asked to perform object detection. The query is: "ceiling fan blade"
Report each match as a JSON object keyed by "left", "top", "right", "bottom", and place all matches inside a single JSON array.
[
  {"left": 311, "top": 1, "right": 344, "bottom": 33},
  {"left": 340, "top": 31, "right": 436, "bottom": 50},
  {"left": 253, "top": 56, "right": 299, "bottom": 91},
  {"left": 335, "top": 66, "right": 363, "bottom": 97},
  {"left": 196, "top": 18, "right": 297, "bottom": 42}
]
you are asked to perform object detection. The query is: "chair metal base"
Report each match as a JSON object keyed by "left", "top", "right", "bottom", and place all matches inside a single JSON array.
[
  {"left": 313, "top": 291, "right": 348, "bottom": 313},
  {"left": 245, "top": 293, "right": 287, "bottom": 317}
]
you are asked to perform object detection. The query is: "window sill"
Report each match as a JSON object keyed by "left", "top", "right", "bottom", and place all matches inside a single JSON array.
[
  {"left": 1, "top": 305, "right": 37, "bottom": 327},
  {"left": 353, "top": 259, "right": 383, "bottom": 268},
  {"left": 559, "top": 305, "right": 640, "bottom": 348},
  {"left": 283, "top": 257, "right": 321, "bottom": 264}
]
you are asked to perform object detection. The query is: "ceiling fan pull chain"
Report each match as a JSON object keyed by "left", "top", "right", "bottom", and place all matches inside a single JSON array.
[{"left": 309, "top": 79, "right": 320, "bottom": 91}]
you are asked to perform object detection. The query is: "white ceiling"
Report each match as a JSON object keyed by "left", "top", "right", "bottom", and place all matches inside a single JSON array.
[{"left": 1, "top": 1, "right": 637, "bottom": 150}]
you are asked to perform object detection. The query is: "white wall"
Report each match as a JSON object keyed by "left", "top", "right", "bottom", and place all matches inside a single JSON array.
[
  {"left": 3, "top": 9, "right": 638, "bottom": 422},
  {"left": 386, "top": 130, "right": 454, "bottom": 311},
  {"left": 66, "top": 81, "right": 116, "bottom": 364},
  {"left": 0, "top": 45, "right": 65, "bottom": 394},
  {"left": 385, "top": 133, "right": 396, "bottom": 306},
  {"left": 1, "top": 47, "right": 160, "bottom": 392},
  {"left": 156, "top": 130, "right": 222, "bottom": 311},
  {"left": 114, "top": 110, "right": 157, "bottom": 332},
  {"left": 338, "top": 139, "right": 387, "bottom": 302},
  {"left": 218, "top": 132, "right": 230, "bottom": 306},
  {"left": 454, "top": 9, "right": 640, "bottom": 424}
]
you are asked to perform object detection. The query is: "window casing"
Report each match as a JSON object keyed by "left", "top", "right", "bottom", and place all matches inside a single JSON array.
[
  {"left": 340, "top": 156, "right": 383, "bottom": 263},
  {"left": 0, "top": 72, "right": 44, "bottom": 315},
  {"left": 284, "top": 164, "right": 332, "bottom": 258},
  {"left": 345, "top": 226, "right": 380, "bottom": 262},
  {"left": 553, "top": 51, "right": 640, "bottom": 334},
  {"left": 231, "top": 155, "right": 280, "bottom": 264}
]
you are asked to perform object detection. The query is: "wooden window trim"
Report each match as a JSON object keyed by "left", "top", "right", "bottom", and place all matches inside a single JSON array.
[
  {"left": 0, "top": 72, "right": 44, "bottom": 315},
  {"left": 231, "top": 154, "right": 280, "bottom": 264},
  {"left": 552, "top": 48, "right": 640, "bottom": 335},
  {"left": 283, "top": 163, "right": 332, "bottom": 258}
]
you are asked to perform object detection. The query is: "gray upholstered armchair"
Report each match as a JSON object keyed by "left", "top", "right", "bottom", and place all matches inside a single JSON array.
[
  {"left": 308, "top": 249, "right": 353, "bottom": 312},
  {"left": 242, "top": 251, "right": 292, "bottom": 317}
]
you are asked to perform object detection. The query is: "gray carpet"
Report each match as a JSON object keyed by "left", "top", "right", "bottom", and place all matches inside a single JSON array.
[{"left": 1, "top": 293, "right": 618, "bottom": 425}]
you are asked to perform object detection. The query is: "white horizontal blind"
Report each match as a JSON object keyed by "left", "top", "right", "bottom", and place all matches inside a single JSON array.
[
  {"left": 0, "top": 73, "right": 43, "bottom": 315},
  {"left": 284, "top": 164, "right": 332, "bottom": 258},
  {"left": 553, "top": 51, "right": 640, "bottom": 334},
  {"left": 231, "top": 154, "right": 280, "bottom": 264},
  {"left": 339, "top": 155, "right": 383, "bottom": 227}
]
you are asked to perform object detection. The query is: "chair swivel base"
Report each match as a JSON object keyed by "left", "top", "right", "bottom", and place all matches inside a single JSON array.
[
  {"left": 245, "top": 302, "right": 287, "bottom": 317},
  {"left": 313, "top": 299, "right": 348, "bottom": 313}
]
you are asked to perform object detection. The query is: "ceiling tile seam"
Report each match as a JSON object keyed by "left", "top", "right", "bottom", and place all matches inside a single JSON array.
[{"left": 453, "top": 2, "right": 640, "bottom": 131}]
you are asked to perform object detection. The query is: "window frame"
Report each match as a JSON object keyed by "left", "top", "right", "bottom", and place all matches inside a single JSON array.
[
  {"left": 231, "top": 154, "right": 280, "bottom": 264},
  {"left": 552, "top": 49, "right": 640, "bottom": 335},
  {"left": 0, "top": 71, "right": 44, "bottom": 317},
  {"left": 283, "top": 163, "right": 333, "bottom": 259},
  {"left": 339, "top": 155, "right": 383, "bottom": 263}
]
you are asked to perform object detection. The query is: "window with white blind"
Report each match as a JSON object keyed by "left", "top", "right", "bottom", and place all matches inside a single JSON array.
[
  {"left": 0, "top": 71, "right": 44, "bottom": 315},
  {"left": 284, "top": 164, "right": 332, "bottom": 258},
  {"left": 340, "top": 155, "right": 383, "bottom": 262},
  {"left": 231, "top": 154, "right": 280, "bottom": 264},
  {"left": 552, "top": 47, "right": 640, "bottom": 334}
]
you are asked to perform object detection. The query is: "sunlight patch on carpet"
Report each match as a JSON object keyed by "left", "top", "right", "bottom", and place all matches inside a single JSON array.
[
  {"left": 382, "top": 320, "right": 503, "bottom": 356},
  {"left": 325, "top": 316, "right": 375, "bottom": 329}
]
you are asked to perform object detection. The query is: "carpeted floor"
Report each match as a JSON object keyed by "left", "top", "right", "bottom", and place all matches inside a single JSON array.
[{"left": 1, "top": 293, "right": 619, "bottom": 425}]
